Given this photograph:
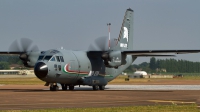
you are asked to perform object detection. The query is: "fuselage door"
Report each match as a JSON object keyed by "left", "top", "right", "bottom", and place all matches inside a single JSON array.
[{"left": 47, "top": 56, "right": 58, "bottom": 79}]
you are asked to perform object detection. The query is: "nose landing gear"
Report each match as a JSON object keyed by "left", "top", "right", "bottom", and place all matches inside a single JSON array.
[
  {"left": 49, "top": 83, "right": 75, "bottom": 91},
  {"left": 50, "top": 84, "right": 59, "bottom": 91}
]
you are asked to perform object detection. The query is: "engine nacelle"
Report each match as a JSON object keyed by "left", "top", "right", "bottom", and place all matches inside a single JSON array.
[
  {"left": 102, "top": 51, "right": 126, "bottom": 68},
  {"left": 79, "top": 76, "right": 107, "bottom": 86},
  {"left": 19, "top": 51, "right": 40, "bottom": 67}
]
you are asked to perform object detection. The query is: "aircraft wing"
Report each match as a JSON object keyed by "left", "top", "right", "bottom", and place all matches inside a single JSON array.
[
  {"left": 0, "top": 52, "right": 23, "bottom": 54},
  {"left": 132, "top": 54, "right": 176, "bottom": 57},
  {"left": 122, "top": 50, "right": 200, "bottom": 57}
]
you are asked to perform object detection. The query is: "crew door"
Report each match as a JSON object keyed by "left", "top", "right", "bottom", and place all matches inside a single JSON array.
[{"left": 55, "top": 55, "right": 64, "bottom": 78}]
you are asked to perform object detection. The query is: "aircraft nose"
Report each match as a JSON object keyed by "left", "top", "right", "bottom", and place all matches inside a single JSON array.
[{"left": 34, "top": 62, "right": 48, "bottom": 79}]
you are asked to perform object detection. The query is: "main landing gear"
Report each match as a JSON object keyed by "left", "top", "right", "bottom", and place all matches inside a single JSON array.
[
  {"left": 61, "top": 84, "right": 67, "bottom": 90},
  {"left": 48, "top": 83, "right": 105, "bottom": 91},
  {"left": 92, "top": 85, "right": 105, "bottom": 90},
  {"left": 69, "top": 85, "right": 75, "bottom": 90}
]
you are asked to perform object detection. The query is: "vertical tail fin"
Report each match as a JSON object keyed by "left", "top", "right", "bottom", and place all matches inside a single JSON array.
[{"left": 112, "top": 8, "right": 134, "bottom": 51}]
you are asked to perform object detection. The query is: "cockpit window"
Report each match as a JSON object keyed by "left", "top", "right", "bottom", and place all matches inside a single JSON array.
[
  {"left": 60, "top": 56, "right": 64, "bottom": 62},
  {"left": 38, "top": 56, "right": 44, "bottom": 60},
  {"left": 50, "top": 57, "right": 56, "bottom": 61},
  {"left": 56, "top": 56, "right": 60, "bottom": 62},
  {"left": 44, "top": 56, "right": 52, "bottom": 61}
]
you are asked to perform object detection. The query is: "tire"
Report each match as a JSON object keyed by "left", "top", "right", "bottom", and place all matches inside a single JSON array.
[
  {"left": 50, "top": 86, "right": 54, "bottom": 91},
  {"left": 92, "top": 85, "right": 99, "bottom": 90},
  {"left": 50, "top": 85, "right": 58, "bottom": 91},
  {"left": 99, "top": 85, "right": 105, "bottom": 90},
  {"left": 69, "top": 85, "right": 74, "bottom": 90},
  {"left": 61, "top": 84, "right": 67, "bottom": 90}
]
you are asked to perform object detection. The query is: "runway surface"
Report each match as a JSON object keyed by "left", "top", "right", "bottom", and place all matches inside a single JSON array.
[
  {"left": 0, "top": 85, "right": 200, "bottom": 110},
  {"left": 74, "top": 85, "right": 200, "bottom": 90}
]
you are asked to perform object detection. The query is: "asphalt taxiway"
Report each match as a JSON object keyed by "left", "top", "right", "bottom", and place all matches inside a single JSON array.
[{"left": 0, "top": 85, "right": 200, "bottom": 110}]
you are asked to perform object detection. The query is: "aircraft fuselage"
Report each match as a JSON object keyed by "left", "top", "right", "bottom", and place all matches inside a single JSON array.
[{"left": 34, "top": 49, "right": 136, "bottom": 85}]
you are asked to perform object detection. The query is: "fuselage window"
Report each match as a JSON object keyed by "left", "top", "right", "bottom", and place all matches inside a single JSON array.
[
  {"left": 54, "top": 64, "right": 57, "bottom": 71},
  {"left": 56, "top": 56, "right": 60, "bottom": 62},
  {"left": 50, "top": 57, "right": 56, "bottom": 61},
  {"left": 44, "top": 56, "right": 52, "bottom": 61},
  {"left": 58, "top": 65, "right": 61, "bottom": 71},
  {"left": 60, "top": 56, "right": 64, "bottom": 62},
  {"left": 38, "top": 56, "right": 44, "bottom": 60}
]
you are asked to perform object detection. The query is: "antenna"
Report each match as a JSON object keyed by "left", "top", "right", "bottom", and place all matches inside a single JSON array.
[{"left": 107, "top": 23, "right": 111, "bottom": 50}]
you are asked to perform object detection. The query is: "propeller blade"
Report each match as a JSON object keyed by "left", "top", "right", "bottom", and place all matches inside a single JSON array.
[
  {"left": 9, "top": 38, "right": 39, "bottom": 52},
  {"left": 88, "top": 44, "right": 97, "bottom": 51},
  {"left": 20, "top": 38, "right": 33, "bottom": 52},
  {"left": 9, "top": 40, "right": 22, "bottom": 52},
  {"left": 88, "top": 36, "right": 118, "bottom": 51},
  {"left": 94, "top": 36, "right": 108, "bottom": 51},
  {"left": 31, "top": 45, "right": 39, "bottom": 52},
  {"left": 88, "top": 36, "right": 110, "bottom": 51}
]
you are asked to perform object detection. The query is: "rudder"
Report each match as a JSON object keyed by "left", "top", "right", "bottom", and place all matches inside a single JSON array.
[{"left": 112, "top": 8, "right": 134, "bottom": 51}]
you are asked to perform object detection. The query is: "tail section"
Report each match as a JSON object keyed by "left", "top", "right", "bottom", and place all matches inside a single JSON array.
[{"left": 112, "top": 8, "right": 134, "bottom": 51}]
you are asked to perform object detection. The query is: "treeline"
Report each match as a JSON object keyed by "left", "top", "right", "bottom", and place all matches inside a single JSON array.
[
  {"left": 0, "top": 55, "right": 22, "bottom": 69},
  {"left": 0, "top": 55, "right": 200, "bottom": 73},
  {"left": 125, "top": 57, "right": 200, "bottom": 73},
  {"left": 150, "top": 58, "right": 200, "bottom": 73}
]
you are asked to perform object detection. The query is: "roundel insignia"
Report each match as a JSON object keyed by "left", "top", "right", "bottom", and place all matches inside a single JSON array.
[
  {"left": 63, "top": 64, "right": 76, "bottom": 73},
  {"left": 63, "top": 64, "right": 89, "bottom": 75},
  {"left": 64, "top": 64, "right": 69, "bottom": 73}
]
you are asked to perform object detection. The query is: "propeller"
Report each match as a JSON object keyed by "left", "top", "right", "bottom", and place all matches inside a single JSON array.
[
  {"left": 88, "top": 36, "right": 117, "bottom": 51},
  {"left": 9, "top": 38, "right": 39, "bottom": 52},
  {"left": 9, "top": 38, "right": 39, "bottom": 67},
  {"left": 88, "top": 36, "right": 121, "bottom": 68}
]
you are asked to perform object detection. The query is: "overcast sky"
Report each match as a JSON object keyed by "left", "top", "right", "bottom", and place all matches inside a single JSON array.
[{"left": 0, "top": 0, "right": 200, "bottom": 64}]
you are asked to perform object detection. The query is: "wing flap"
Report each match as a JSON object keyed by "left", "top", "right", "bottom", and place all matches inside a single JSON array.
[{"left": 133, "top": 54, "right": 175, "bottom": 57}]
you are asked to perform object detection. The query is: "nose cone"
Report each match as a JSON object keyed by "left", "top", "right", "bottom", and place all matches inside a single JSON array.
[{"left": 34, "top": 62, "right": 48, "bottom": 79}]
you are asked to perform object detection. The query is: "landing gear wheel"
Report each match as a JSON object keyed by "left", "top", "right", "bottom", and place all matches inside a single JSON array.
[
  {"left": 92, "top": 85, "right": 99, "bottom": 90},
  {"left": 69, "top": 85, "right": 74, "bottom": 90},
  {"left": 99, "top": 85, "right": 105, "bottom": 90},
  {"left": 50, "top": 85, "right": 59, "bottom": 91},
  {"left": 61, "top": 84, "right": 67, "bottom": 91}
]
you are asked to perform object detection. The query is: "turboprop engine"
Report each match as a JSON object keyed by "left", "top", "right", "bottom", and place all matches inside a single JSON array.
[
  {"left": 88, "top": 37, "right": 127, "bottom": 68},
  {"left": 102, "top": 51, "right": 126, "bottom": 68},
  {"left": 9, "top": 38, "right": 40, "bottom": 67}
]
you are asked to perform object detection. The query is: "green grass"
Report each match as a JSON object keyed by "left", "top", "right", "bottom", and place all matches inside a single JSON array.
[
  {"left": 0, "top": 73, "right": 200, "bottom": 85},
  {"left": 0, "top": 104, "right": 199, "bottom": 112},
  {"left": 0, "top": 78, "right": 44, "bottom": 85}
]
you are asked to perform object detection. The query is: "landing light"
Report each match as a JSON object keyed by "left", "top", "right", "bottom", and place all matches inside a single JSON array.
[{"left": 40, "top": 65, "right": 47, "bottom": 69}]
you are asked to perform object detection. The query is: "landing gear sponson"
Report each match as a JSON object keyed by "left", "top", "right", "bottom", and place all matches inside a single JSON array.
[
  {"left": 92, "top": 85, "right": 105, "bottom": 90},
  {"left": 45, "top": 82, "right": 105, "bottom": 91}
]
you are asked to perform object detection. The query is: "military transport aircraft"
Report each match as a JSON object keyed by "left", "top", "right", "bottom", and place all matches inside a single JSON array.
[{"left": 1, "top": 8, "right": 200, "bottom": 91}]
